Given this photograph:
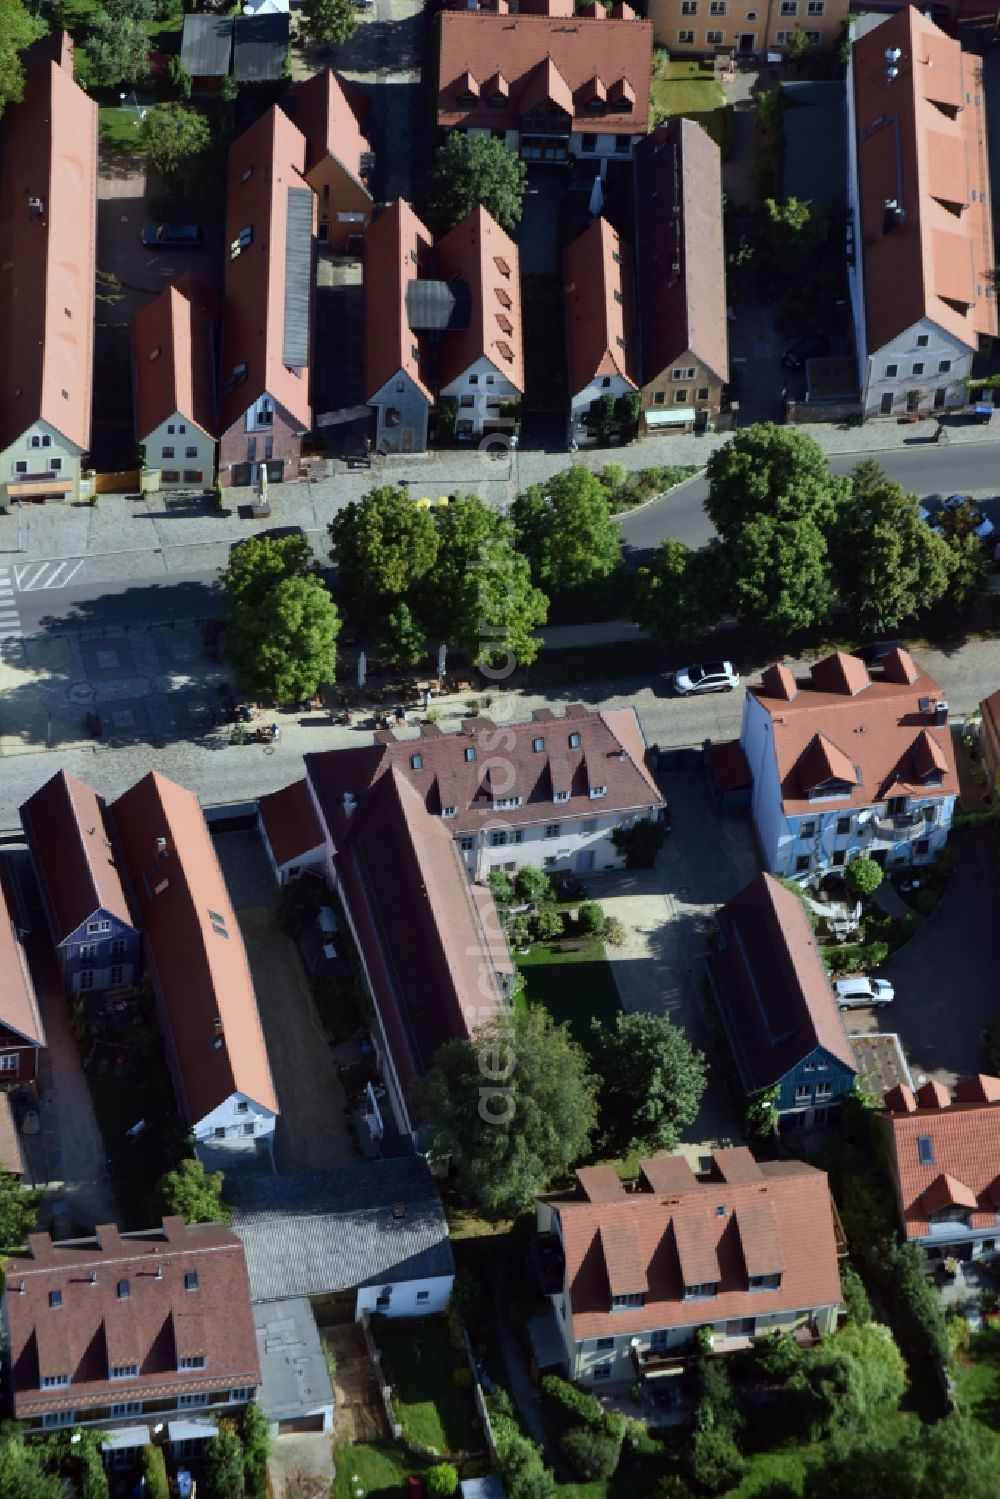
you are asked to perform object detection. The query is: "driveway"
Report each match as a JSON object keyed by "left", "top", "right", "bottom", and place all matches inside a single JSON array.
[
  {"left": 845, "top": 829, "right": 1000, "bottom": 1088},
  {"left": 213, "top": 832, "right": 358, "bottom": 1172},
  {"left": 592, "top": 769, "right": 759, "bottom": 1158}
]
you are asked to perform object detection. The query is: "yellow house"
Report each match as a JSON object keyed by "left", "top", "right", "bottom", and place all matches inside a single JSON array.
[
  {"left": 648, "top": 0, "right": 848, "bottom": 59},
  {"left": 287, "top": 68, "right": 373, "bottom": 249}
]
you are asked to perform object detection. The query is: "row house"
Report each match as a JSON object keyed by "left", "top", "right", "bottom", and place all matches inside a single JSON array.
[
  {"left": 0, "top": 33, "right": 97, "bottom": 508},
  {"left": 286, "top": 68, "right": 374, "bottom": 249},
  {"left": 1, "top": 1217, "right": 259, "bottom": 1466},
  {"left": 437, "top": 10, "right": 652, "bottom": 165},
  {"left": 847, "top": 8, "right": 996, "bottom": 419},
  {"left": 364, "top": 200, "right": 524, "bottom": 453},
  {"left": 0, "top": 873, "right": 45, "bottom": 1093},
  {"left": 132, "top": 276, "right": 217, "bottom": 492},
  {"left": 650, "top": 0, "right": 848, "bottom": 60},
  {"left": 709, "top": 873, "right": 858, "bottom": 1131},
  {"left": 535, "top": 1148, "right": 843, "bottom": 1387},
  {"left": 740, "top": 647, "right": 958, "bottom": 878}
]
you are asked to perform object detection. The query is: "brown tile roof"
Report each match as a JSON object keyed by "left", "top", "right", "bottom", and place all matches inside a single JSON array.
[
  {"left": 882, "top": 646, "right": 919, "bottom": 686},
  {"left": 760, "top": 663, "right": 797, "bottom": 701},
  {"left": 577, "top": 1165, "right": 627, "bottom": 1201},
  {"left": 0, "top": 877, "right": 44, "bottom": 1051},
  {"left": 553, "top": 1151, "right": 842, "bottom": 1339},
  {"left": 132, "top": 276, "right": 217, "bottom": 443},
  {"left": 796, "top": 732, "right": 860, "bottom": 793},
  {"left": 0, "top": 40, "right": 97, "bottom": 455},
  {"left": 306, "top": 705, "right": 663, "bottom": 843},
  {"left": 747, "top": 650, "right": 958, "bottom": 817},
  {"left": 220, "top": 106, "right": 314, "bottom": 436},
  {"left": 110, "top": 772, "right": 278, "bottom": 1123},
  {"left": 21, "top": 771, "right": 135, "bottom": 945},
  {"left": 257, "top": 779, "right": 325, "bottom": 870},
  {"left": 707, "top": 739, "right": 751, "bottom": 794},
  {"left": 639, "top": 1155, "right": 698, "bottom": 1194},
  {"left": 710, "top": 873, "right": 857, "bottom": 1096},
  {"left": 563, "top": 217, "right": 639, "bottom": 399},
  {"left": 916, "top": 1078, "right": 951, "bottom": 1109},
  {"left": 436, "top": 205, "right": 524, "bottom": 393},
  {"left": 288, "top": 68, "right": 370, "bottom": 183},
  {"left": 4, "top": 1218, "right": 259, "bottom": 1418},
  {"left": 363, "top": 198, "right": 435, "bottom": 403},
  {"left": 853, "top": 7, "right": 997, "bottom": 355},
  {"left": 633, "top": 119, "right": 728, "bottom": 387},
  {"left": 437, "top": 12, "right": 652, "bottom": 136},
  {"left": 884, "top": 1076, "right": 1000, "bottom": 1238},
  {"left": 885, "top": 1082, "right": 918, "bottom": 1112},
  {"left": 712, "top": 1146, "right": 764, "bottom": 1184}
]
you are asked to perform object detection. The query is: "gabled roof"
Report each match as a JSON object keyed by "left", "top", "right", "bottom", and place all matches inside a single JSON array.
[
  {"left": 710, "top": 873, "right": 856, "bottom": 1096},
  {"left": 233, "top": 14, "right": 289, "bottom": 82},
  {"left": 180, "top": 14, "right": 234, "bottom": 76},
  {"left": 0, "top": 40, "right": 97, "bottom": 455},
  {"left": 4, "top": 1219, "right": 259, "bottom": 1419},
  {"left": 220, "top": 106, "right": 313, "bottom": 435},
  {"left": 132, "top": 276, "right": 217, "bottom": 442},
  {"left": 550, "top": 1150, "right": 842, "bottom": 1339},
  {"left": 226, "top": 1157, "right": 454, "bottom": 1302},
  {"left": 746, "top": 649, "right": 958, "bottom": 817},
  {"left": 110, "top": 772, "right": 278, "bottom": 1124},
  {"left": 257, "top": 780, "right": 325, "bottom": 870},
  {"left": 436, "top": 205, "right": 524, "bottom": 392},
  {"left": 0, "top": 872, "right": 44, "bottom": 1050},
  {"left": 885, "top": 1076, "right": 1000, "bottom": 1238},
  {"left": 21, "top": 771, "right": 135, "bottom": 944},
  {"left": 363, "top": 198, "right": 435, "bottom": 403},
  {"left": 288, "top": 68, "right": 370, "bottom": 185},
  {"left": 852, "top": 7, "right": 996, "bottom": 355},
  {"left": 437, "top": 12, "right": 652, "bottom": 136},
  {"left": 634, "top": 119, "right": 728, "bottom": 387},
  {"left": 563, "top": 217, "right": 639, "bottom": 398}
]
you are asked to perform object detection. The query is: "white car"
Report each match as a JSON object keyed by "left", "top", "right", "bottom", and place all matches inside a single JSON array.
[
  {"left": 835, "top": 976, "right": 894, "bottom": 1009},
  {"left": 672, "top": 661, "right": 739, "bottom": 696}
]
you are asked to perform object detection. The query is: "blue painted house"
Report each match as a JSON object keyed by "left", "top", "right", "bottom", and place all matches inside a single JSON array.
[
  {"left": 708, "top": 873, "right": 857, "bottom": 1131},
  {"left": 21, "top": 771, "right": 141, "bottom": 996}
]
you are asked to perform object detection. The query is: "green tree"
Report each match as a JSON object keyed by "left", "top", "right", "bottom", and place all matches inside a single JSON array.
[
  {"left": 705, "top": 423, "right": 848, "bottom": 541},
  {"left": 940, "top": 522, "right": 989, "bottom": 610},
  {"left": 139, "top": 102, "right": 211, "bottom": 183},
  {"left": 839, "top": 1262, "right": 871, "bottom": 1325},
  {"left": 444, "top": 536, "right": 548, "bottom": 671},
  {"left": 914, "top": 1415, "right": 1000, "bottom": 1499},
  {"left": 590, "top": 1011, "right": 706, "bottom": 1157},
  {"left": 300, "top": 0, "right": 357, "bottom": 44},
  {"left": 833, "top": 462, "right": 952, "bottom": 633},
  {"left": 0, "top": 1176, "right": 38, "bottom": 1247},
  {"left": 630, "top": 538, "right": 713, "bottom": 643},
  {"left": 329, "top": 485, "right": 439, "bottom": 619},
  {"left": 414, "top": 1005, "right": 598, "bottom": 1218},
  {"left": 783, "top": 25, "right": 812, "bottom": 65},
  {"left": 514, "top": 866, "right": 551, "bottom": 904},
  {"left": 832, "top": 1321, "right": 906, "bottom": 1412},
  {"left": 240, "top": 1403, "right": 270, "bottom": 1496},
  {"left": 560, "top": 1418, "right": 625, "bottom": 1481},
  {"left": 140, "top": 1446, "right": 169, "bottom": 1499},
  {"left": 844, "top": 855, "right": 883, "bottom": 899},
  {"left": 726, "top": 510, "right": 834, "bottom": 635},
  {"left": 686, "top": 1429, "right": 746, "bottom": 1495},
  {"left": 422, "top": 133, "right": 528, "bottom": 234},
  {"left": 154, "top": 1158, "right": 230, "bottom": 1223},
  {"left": 87, "top": 13, "right": 150, "bottom": 86},
  {"left": 512, "top": 468, "right": 621, "bottom": 595},
  {"left": 763, "top": 195, "right": 825, "bottom": 262},
  {"left": 371, "top": 601, "right": 427, "bottom": 668},
  {"left": 0, "top": 0, "right": 44, "bottom": 120},
  {"left": 222, "top": 532, "right": 314, "bottom": 608},
  {"left": 225, "top": 574, "right": 340, "bottom": 703},
  {"left": 421, "top": 493, "right": 507, "bottom": 634},
  {"left": 205, "top": 1428, "right": 245, "bottom": 1499}
]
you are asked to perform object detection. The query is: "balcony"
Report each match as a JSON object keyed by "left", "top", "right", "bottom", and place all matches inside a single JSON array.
[{"left": 861, "top": 812, "right": 926, "bottom": 845}]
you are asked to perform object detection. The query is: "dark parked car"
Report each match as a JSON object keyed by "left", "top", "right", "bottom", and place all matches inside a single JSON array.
[
  {"left": 782, "top": 333, "right": 831, "bottom": 371},
  {"left": 141, "top": 222, "right": 204, "bottom": 250}
]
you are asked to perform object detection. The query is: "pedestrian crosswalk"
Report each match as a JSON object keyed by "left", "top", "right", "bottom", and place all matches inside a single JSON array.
[
  {"left": 0, "top": 567, "right": 22, "bottom": 638},
  {"left": 13, "top": 559, "right": 84, "bottom": 591}
]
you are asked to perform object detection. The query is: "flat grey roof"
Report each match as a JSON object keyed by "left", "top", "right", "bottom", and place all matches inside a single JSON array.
[
  {"left": 782, "top": 80, "right": 846, "bottom": 210},
  {"left": 180, "top": 15, "right": 234, "bottom": 77},
  {"left": 226, "top": 1157, "right": 455, "bottom": 1303},
  {"left": 851, "top": 1031, "right": 914, "bottom": 1101},
  {"left": 233, "top": 14, "right": 289, "bottom": 82},
  {"left": 254, "top": 1298, "right": 334, "bottom": 1421}
]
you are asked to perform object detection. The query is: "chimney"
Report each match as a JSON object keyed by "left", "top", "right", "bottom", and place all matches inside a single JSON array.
[
  {"left": 161, "top": 1216, "right": 187, "bottom": 1241},
  {"left": 935, "top": 701, "right": 949, "bottom": 726},
  {"left": 89, "top": 1271, "right": 98, "bottom": 1286},
  {"left": 28, "top": 1231, "right": 52, "bottom": 1259},
  {"left": 95, "top": 1224, "right": 122, "bottom": 1254}
]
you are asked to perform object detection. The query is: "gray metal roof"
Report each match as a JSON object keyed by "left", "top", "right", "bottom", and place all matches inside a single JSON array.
[
  {"left": 782, "top": 81, "right": 846, "bottom": 211},
  {"left": 283, "top": 186, "right": 313, "bottom": 370},
  {"left": 233, "top": 14, "right": 289, "bottom": 82},
  {"left": 254, "top": 1298, "right": 334, "bottom": 1421},
  {"left": 406, "top": 278, "right": 471, "bottom": 332},
  {"left": 226, "top": 1158, "right": 455, "bottom": 1303},
  {"left": 180, "top": 15, "right": 234, "bottom": 78}
]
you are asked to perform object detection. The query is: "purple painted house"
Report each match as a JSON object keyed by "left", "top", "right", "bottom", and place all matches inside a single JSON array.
[{"left": 21, "top": 771, "right": 141, "bottom": 996}]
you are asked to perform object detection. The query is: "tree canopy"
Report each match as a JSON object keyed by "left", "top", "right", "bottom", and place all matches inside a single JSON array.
[
  {"left": 422, "top": 134, "right": 527, "bottom": 234},
  {"left": 0, "top": 0, "right": 44, "bottom": 120},
  {"left": 705, "top": 423, "right": 848, "bottom": 540},
  {"left": 630, "top": 538, "right": 713, "bottom": 644},
  {"left": 139, "top": 102, "right": 211, "bottom": 183},
  {"left": 222, "top": 532, "right": 314, "bottom": 608},
  {"left": 154, "top": 1157, "right": 230, "bottom": 1223},
  {"left": 0, "top": 1174, "right": 38, "bottom": 1248},
  {"left": 87, "top": 13, "right": 150, "bottom": 87},
  {"left": 725, "top": 510, "right": 834, "bottom": 636},
  {"left": 414, "top": 1005, "right": 597, "bottom": 1218},
  {"left": 329, "top": 485, "right": 439, "bottom": 618},
  {"left": 300, "top": 0, "right": 357, "bottom": 45},
  {"left": 221, "top": 534, "right": 340, "bottom": 701},
  {"left": 512, "top": 467, "right": 621, "bottom": 595},
  {"left": 589, "top": 1011, "right": 706, "bottom": 1157}
]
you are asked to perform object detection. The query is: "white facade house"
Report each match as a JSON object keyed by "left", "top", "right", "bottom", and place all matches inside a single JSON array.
[
  {"left": 192, "top": 1090, "right": 276, "bottom": 1172},
  {"left": 740, "top": 650, "right": 958, "bottom": 879},
  {"left": 141, "top": 411, "right": 216, "bottom": 490},
  {"left": 440, "top": 354, "right": 521, "bottom": 440},
  {"left": 133, "top": 280, "right": 217, "bottom": 490},
  {"left": 1, "top": 419, "right": 87, "bottom": 506}
]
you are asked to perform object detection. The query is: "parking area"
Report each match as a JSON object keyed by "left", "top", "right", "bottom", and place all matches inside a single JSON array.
[{"left": 213, "top": 831, "right": 358, "bottom": 1173}]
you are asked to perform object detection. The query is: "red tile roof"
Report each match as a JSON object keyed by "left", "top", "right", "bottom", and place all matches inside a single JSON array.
[
  {"left": 552, "top": 1151, "right": 842, "bottom": 1339},
  {"left": 220, "top": 106, "right": 313, "bottom": 436},
  {"left": 436, "top": 205, "right": 524, "bottom": 393},
  {"left": 578, "top": 1165, "right": 627, "bottom": 1201},
  {"left": 110, "top": 772, "right": 278, "bottom": 1123},
  {"left": 563, "top": 217, "right": 639, "bottom": 399},
  {"left": 748, "top": 649, "right": 958, "bottom": 817},
  {"left": 0, "top": 875, "right": 44, "bottom": 1050},
  {"left": 4, "top": 1218, "right": 259, "bottom": 1419},
  {"left": 707, "top": 739, "right": 751, "bottom": 794},
  {"left": 289, "top": 67, "right": 369, "bottom": 182},
  {"left": 257, "top": 779, "right": 325, "bottom": 870},
  {"left": 0, "top": 38, "right": 97, "bottom": 455},
  {"left": 132, "top": 276, "right": 217, "bottom": 442},
  {"left": 634, "top": 119, "right": 728, "bottom": 387},
  {"left": 853, "top": 7, "right": 996, "bottom": 355},
  {"left": 885, "top": 1077, "right": 1000, "bottom": 1238},
  {"left": 21, "top": 771, "right": 135, "bottom": 945},
  {"left": 711, "top": 873, "right": 856, "bottom": 1096},
  {"left": 437, "top": 12, "right": 652, "bottom": 136},
  {"left": 363, "top": 198, "right": 435, "bottom": 403}
]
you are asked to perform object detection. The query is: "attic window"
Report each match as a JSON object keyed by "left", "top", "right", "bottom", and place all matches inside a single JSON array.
[
  {"left": 918, "top": 1135, "right": 934, "bottom": 1166},
  {"left": 554, "top": 790, "right": 570, "bottom": 803},
  {"left": 230, "top": 227, "right": 253, "bottom": 258},
  {"left": 590, "top": 785, "right": 607, "bottom": 799},
  {"left": 392, "top": 1203, "right": 406, "bottom": 1219},
  {"left": 457, "top": 90, "right": 477, "bottom": 107},
  {"left": 117, "top": 1280, "right": 130, "bottom": 1300},
  {"left": 411, "top": 753, "right": 424, "bottom": 770},
  {"left": 442, "top": 806, "right": 458, "bottom": 818},
  {"left": 569, "top": 732, "right": 581, "bottom": 749},
  {"left": 533, "top": 737, "right": 545, "bottom": 752},
  {"left": 749, "top": 1273, "right": 782, "bottom": 1291},
  {"left": 611, "top": 1291, "right": 645, "bottom": 1308},
  {"left": 465, "top": 746, "right": 476, "bottom": 762},
  {"left": 496, "top": 314, "right": 514, "bottom": 335},
  {"left": 683, "top": 1281, "right": 718, "bottom": 1300},
  {"left": 229, "top": 362, "right": 248, "bottom": 391},
  {"left": 211, "top": 922, "right": 229, "bottom": 940},
  {"left": 49, "top": 1290, "right": 62, "bottom": 1309},
  {"left": 185, "top": 1271, "right": 199, "bottom": 1291}
]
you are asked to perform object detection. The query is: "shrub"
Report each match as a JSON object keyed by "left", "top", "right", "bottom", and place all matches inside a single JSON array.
[
  {"left": 611, "top": 818, "right": 667, "bottom": 868},
  {"left": 577, "top": 901, "right": 606, "bottom": 936},
  {"left": 540, "top": 1373, "right": 603, "bottom": 1433},
  {"left": 426, "top": 1463, "right": 460, "bottom": 1496},
  {"left": 533, "top": 903, "right": 564, "bottom": 940},
  {"left": 604, "top": 916, "right": 626, "bottom": 946},
  {"left": 654, "top": 1479, "right": 694, "bottom": 1499},
  {"left": 240, "top": 1402, "right": 270, "bottom": 1495},
  {"left": 686, "top": 1428, "right": 747, "bottom": 1495},
  {"left": 915, "top": 887, "right": 939, "bottom": 916},
  {"left": 140, "top": 1447, "right": 169, "bottom": 1499},
  {"left": 844, "top": 856, "right": 884, "bottom": 899},
  {"left": 559, "top": 1420, "right": 625, "bottom": 1481},
  {"left": 864, "top": 1238, "right": 949, "bottom": 1364},
  {"left": 489, "top": 870, "right": 514, "bottom": 904},
  {"left": 205, "top": 1428, "right": 245, "bottom": 1498},
  {"left": 451, "top": 1365, "right": 472, "bottom": 1389},
  {"left": 514, "top": 866, "right": 552, "bottom": 904},
  {"left": 840, "top": 1261, "right": 872, "bottom": 1325}
]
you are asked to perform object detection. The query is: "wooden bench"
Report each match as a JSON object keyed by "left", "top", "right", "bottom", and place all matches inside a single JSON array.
[{"left": 556, "top": 938, "right": 590, "bottom": 953}]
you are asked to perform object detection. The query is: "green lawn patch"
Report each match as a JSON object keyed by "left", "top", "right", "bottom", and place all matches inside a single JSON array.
[
  {"left": 372, "top": 1316, "right": 482, "bottom": 1456},
  {"left": 331, "top": 1440, "right": 415, "bottom": 1497},
  {"left": 515, "top": 938, "right": 621, "bottom": 1048},
  {"left": 650, "top": 58, "right": 733, "bottom": 153},
  {"left": 956, "top": 1325, "right": 1000, "bottom": 1427},
  {"left": 99, "top": 105, "right": 147, "bottom": 153}
]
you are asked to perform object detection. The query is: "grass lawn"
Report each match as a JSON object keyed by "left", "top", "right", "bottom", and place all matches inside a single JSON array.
[
  {"left": 373, "top": 1316, "right": 483, "bottom": 1456},
  {"left": 516, "top": 937, "right": 621, "bottom": 1048},
  {"left": 650, "top": 58, "right": 733, "bottom": 153},
  {"left": 99, "top": 105, "right": 147, "bottom": 152},
  {"left": 331, "top": 1440, "right": 416, "bottom": 1498},
  {"left": 956, "top": 1325, "right": 1000, "bottom": 1427}
]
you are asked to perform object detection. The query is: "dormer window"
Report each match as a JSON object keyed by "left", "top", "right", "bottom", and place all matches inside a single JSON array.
[
  {"left": 179, "top": 1355, "right": 206, "bottom": 1371},
  {"left": 554, "top": 790, "right": 570, "bottom": 803},
  {"left": 586, "top": 96, "right": 604, "bottom": 112},
  {"left": 569, "top": 732, "right": 581, "bottom": 749},
  {"left": 590, "top": 785, "right": 607, "bottom": 799},
  {"left": 487, "top": 92, "right": 506, "bottom": 109},
  {"left": 42, "top": 1373, "right": 70, "bottom": 1388},
  {"left": 494, "top": 796, "right": 523, "bottom": 809},
  {"left": 442, "top": 806, "right": 458, "bottom": 818},
  {"left": 465, "top": 747, "right": 476, "bottom": 762},
  {"left": 683, "top": 1281, "right": 719, "bottom": 1300},
  {"left": 111, "top": 1364, "right": 140, "bottom": 1380},
  {"left": 611, "top": 1292, "right": 645, "bottom": 1310},
  {"left": 748, "top": 1273, "right": 782, "bottom": 1291}
]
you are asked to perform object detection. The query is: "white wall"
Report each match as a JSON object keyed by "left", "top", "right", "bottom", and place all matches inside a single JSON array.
[
  {"left": 459, "top": 806, "right": 658, "bottom": 881},
  {"left": 0, "top": 417, "right": 83, "bottom": 503},
  {"left": 440, "top": 356, "right": 520, "bottom": 436},
  {"left": 256, "top": 809, "right": 327, "bottom": 887},
  {"left": 141, "top": 411, "right": 215, "bottom": 488},
  {"left": 193, "top": 1091, "right": 276, "bottom": 1166},
  {"left": 570, "top": 373, "right": 635, "bottom": 426},
  {"left": 741, "top": 695, "right": 787, "bottom": 874},
  {"left": 569, "top": 131, "right": 640, "bottom": 162},
  {"left": 861, "top": 318, "right": 972, "bottom": 418},
  {"left": 355, "top": 1274, "right": 454, "bottom": 1320}
]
